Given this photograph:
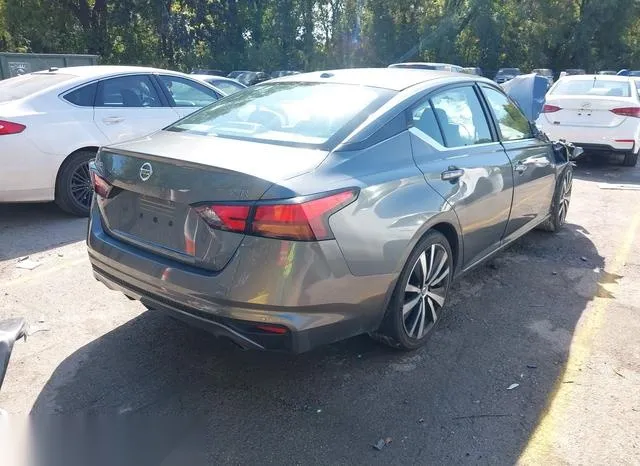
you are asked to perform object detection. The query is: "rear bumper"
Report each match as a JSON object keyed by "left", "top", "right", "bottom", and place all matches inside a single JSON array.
[
  {"left": 571, "top": 143, "right": 634, "bottom": 154},
  {"left": 536, "top": 121, "right": 639, "bottom": 154},
  {"left": 87, "top": 203, "right": 395, "bottom": 352}
]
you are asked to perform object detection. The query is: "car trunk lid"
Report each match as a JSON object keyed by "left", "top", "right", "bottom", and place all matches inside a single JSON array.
[
  {"left": 95, "top": 131, "right": 329, "bottom": 271},
  {"left": 541, "top": 95, "right": 636, "bottom": 128}
]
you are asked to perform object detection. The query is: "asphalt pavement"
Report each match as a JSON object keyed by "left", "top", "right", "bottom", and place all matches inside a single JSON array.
[{"left": 0, "top": 156, "right": 639, "bottom": 466}]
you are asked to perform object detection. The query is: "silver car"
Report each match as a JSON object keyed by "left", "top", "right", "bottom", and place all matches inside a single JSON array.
[{"left": 87, "top": 69, "right": 573, "bottom": 352}]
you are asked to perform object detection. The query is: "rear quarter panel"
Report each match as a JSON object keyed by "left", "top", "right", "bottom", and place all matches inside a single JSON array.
[{"left": 273, "top": 131, "right": 462, "bottom": 277}]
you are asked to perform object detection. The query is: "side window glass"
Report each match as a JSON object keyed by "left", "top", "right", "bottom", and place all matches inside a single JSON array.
[
  {"left": 409, "top": 99, "right": 445, "bottom": 146},
  {"left": 482, "top": 87, "right": 532, "bottom": 141},
  {"left": 63, "top": 82, "right": 97, "bottom": 107},
  {"left": 430, "top": 86, "right": 493, "bottom": 148},
  {"left": 158, "top": 75, "right": 219, "bottom": 107},
  {"left": 96, "top": 75, "right": 162, "bottom": 108}
]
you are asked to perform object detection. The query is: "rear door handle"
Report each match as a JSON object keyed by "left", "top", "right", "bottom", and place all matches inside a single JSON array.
[
  {"left": 514, "top": 162, "right": 527, "bottom": 174},
  {"left": 441, "top": 167, "right": 465, "bottom": 181},
  {"left": 103, "top": 116, "right": 124, "bottom": 125}
]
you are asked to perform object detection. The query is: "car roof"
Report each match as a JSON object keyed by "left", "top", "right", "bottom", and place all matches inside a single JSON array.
[
  {"left": 270, "top": 68, "right": 475, "bottom": 91},
  {"left": 559, "top": 74, "right": 632, "bottom": 81},
  {"left": 34, "top": 65, "right": 186, "bottom": 79},
  {"left": 390, "top": 62, "right": 458, "bottom": 67}
]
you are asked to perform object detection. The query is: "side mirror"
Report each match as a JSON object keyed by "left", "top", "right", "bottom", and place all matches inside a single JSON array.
[
  {"left": 0, "top": 318, "right": 27, "bottom": 391},
  {"left": 571, "top": 146, "right": 584, "bottom": 160}
]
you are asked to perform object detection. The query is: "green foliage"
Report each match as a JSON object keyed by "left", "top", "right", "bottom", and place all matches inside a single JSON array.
[{"left": 0, "top": 0, "right": 639, "bottom": 72}]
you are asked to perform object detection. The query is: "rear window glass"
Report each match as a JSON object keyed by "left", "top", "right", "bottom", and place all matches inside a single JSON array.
[
  {"left": 207, "top": 80, "right": 244, "bottom": 94},
  {"left": 167, "top": 82, "right": 394, "bottom": 149},
  {"left": 0, "top": 73, "right": 75, "bottom": 102},
  {"left": 63, "top": 82, "right": 97, "bottom": 106},
  {"left": 552, "top": 79, "right": 631, "bottom": 97}
]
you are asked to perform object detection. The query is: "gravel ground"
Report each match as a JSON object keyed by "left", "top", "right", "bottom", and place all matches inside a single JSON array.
[{"left": 0, "top": 156, "right": 639, "bottom": 466}]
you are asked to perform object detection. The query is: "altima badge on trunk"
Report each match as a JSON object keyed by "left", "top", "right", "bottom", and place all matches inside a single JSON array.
[{"left": 139, "top": 162, "right": 153, "bottom": 181}]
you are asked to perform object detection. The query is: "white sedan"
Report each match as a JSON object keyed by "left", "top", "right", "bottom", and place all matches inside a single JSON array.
[
  {"left": 537, "top": 75, "right": 640, "bottom": 167},
  {"left": 0, "top": 66, "right": 224, "bottom": 215}
]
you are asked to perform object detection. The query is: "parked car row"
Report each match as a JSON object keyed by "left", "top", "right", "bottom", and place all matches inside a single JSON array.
[{"left": 5, "top": 62, "right": 635, "bottom": 354}]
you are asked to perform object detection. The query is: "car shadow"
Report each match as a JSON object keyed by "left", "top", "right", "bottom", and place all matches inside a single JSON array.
[
  {"left": 29, "top": 223, "right": 603, "bottom": 466},
  {"left": 573, "top": 154, "right": 640, "bottom": 186},
  {"left": 0, "top": 203, "right": 86, "bottom": 261}
]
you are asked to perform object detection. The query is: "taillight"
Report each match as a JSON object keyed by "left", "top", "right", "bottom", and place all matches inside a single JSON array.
[
  {"left": 252, "top": 190, "right": 356, "bottom": 241},
  {"left": 194, "top": 189, "right": 358, "bottom": 241},
  {"left": 90, "top": 171, "right": 112, "bottom": 198},
  {"left": 611, "top": 107, "right": 640, "bottom": 118},
  {"left": 0, "top": 120, "right": 26, "bottom": 135},
  {"left": 194, "top": 205, "right": 250, "bottom": 233},
  {"left": 542, "top": 104, "right": 561, "bottom": 113}
]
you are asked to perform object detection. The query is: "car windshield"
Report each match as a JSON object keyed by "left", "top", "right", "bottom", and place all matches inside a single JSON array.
[
  {"left": 551, "top": 79, "right": 631, "bottom": 97},
  {"left": 227, "top": 71, "right": 247, "bottom": 78},
  {"left": 207, "top": 79, "right": 243, "bottom": 94},
  {"left": 0, "top": 72, "right": 75, "bottom": 102},
  {"left": 167, "top": 82, "right": 394, "bottom": 148},
  {"left": 533, "top": 69, "right": 553, "bottom": 76}
]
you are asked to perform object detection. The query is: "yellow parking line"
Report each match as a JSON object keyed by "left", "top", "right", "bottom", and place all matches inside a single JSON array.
[
  {"left": 518, "top": 210, "right": 640, "bottom": 464},
  {"left": 1, "top": 257, "right": 87, "bottom": 288}
]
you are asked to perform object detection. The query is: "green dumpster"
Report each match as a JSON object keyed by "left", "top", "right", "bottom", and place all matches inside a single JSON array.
[{"left": 0, "top": 53, "right": 99, "bottom": 80}]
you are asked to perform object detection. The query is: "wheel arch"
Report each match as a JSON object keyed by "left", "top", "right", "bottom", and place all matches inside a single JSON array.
[
  {"left": 54, "top": 146, "right": 99, "bottom": 196},
  {"left": 380, "top": 213, "right": 464, "bottom": 317}
]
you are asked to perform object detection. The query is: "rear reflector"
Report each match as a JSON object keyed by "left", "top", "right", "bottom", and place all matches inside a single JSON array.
[
  {"left": 90, "top": 171, "right": 112, "bottom": 198},
  {"left": 614, "top": 139, "right": 635, "bottom": 143},
  {"left": 254, "top": 324, "right": 288, "bottom": 335},
  {"left": 194, "top": 205, "right": 250, "bottom": 232},
  {"left": 611, "top": 107, "right": 640, "bottom": 118},
  {"left": 0, "top": 120, "right": 26, "bottom": 135},
  {"left": 542, "top": 104, "right": 561, "bottom": 113},
  {"left": 194, "top": 189, "right": 358, "bottom": 241}
]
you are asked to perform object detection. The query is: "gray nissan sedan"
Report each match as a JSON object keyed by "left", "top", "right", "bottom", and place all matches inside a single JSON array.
[{"left": 87, "top": 68, "right": 573, "bottom": 352}]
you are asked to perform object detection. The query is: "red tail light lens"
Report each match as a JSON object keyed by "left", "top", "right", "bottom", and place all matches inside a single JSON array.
[
  {"left": 194, "top": 189, "right": 358, "bottom": 241},
  {"left": 0, "top": 120, "right": 26, "bottom": 135},
  {"left": 194, "top": 205, "right": 250, "bottom": 233},
  {"left": 611, "top": 107, "right": 640, "bottom": 118},
  {"left": 542, "top": 104, "right": 561, "bottom": 113},
  {"left": 252, "top": 190, "right": 357, "bottom": 241},
  {"left": 90, "top": 171, "right": 112, "bottom": 198},
  {"left": 254, "top": 324, "right": 288, "bottom": 334}
]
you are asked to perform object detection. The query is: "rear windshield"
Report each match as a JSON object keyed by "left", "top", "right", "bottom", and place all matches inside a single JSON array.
[
  {"left": 207, "top": 79, "right": 243, "bottom": 94},
  {"left": 551, "top": 79, "right": 632, "bottom": 97},
  {"left": 0, "top": 73, "right": 75, "bottom": 102},
  {"left": 167, "top": 82, "right": 394, "bottom": 149}
]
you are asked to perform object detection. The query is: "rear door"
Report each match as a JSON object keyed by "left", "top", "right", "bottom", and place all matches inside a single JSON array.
[
  {"left": 93, "top": 74, "right": 178, "bottom": 143},
  {"left": 480, "top": 85, "right": 556, "bottom": 238},
  {"left": 408, "top": 84, "right": 514, "bottom": 269},
  {"left": 155, "top": 75, "right": 221, "bottom": 119}
]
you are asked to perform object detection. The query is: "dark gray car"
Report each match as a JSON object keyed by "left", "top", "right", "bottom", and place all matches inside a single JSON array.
[{"left": 87, "top": 69, "right": 573, "bottom": 352}]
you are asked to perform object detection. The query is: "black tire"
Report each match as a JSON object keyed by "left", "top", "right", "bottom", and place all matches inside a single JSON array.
[
  {"left": 623, "top": 152, "right": 638, "bottom": 167},
  {"left": 371, "top": 230, "right": 453, "bottom": 350},
  {"left": 539, "top": 164, "right": 573, "bottom": 233},
  {"left": 55, "top": 150, "right": 96, "bottom": 216}
]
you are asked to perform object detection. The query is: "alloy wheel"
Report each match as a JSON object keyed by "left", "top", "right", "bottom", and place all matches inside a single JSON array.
[
  {"left": 70, "top": 161, "right": 93, "bottom": 209},
  {"left": 402, "top": 244, "right": 451, "bottom": 339},
  {"left": 558, "top": 169, "right": 572, "bottom": 225}
]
